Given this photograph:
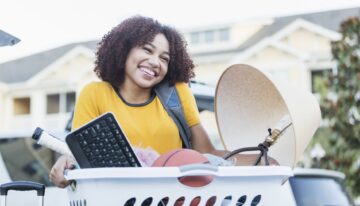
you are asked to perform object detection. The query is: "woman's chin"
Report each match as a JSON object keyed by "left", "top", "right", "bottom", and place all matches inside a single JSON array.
[
  {"left": 136, "top": 81, "right": 158, "bottom": 89},
  {"left": 136, "top": 78, "right": 162, "bottom": 89}
]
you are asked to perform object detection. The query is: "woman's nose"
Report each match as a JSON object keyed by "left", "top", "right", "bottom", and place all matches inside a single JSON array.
[{"left": 148, "top": 56, "right": 160, "bottom": 67}]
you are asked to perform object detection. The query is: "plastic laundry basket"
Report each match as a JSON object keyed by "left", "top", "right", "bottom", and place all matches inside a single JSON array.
[{"left": 65, "top": 165, "right": 292, "bottom": 206}]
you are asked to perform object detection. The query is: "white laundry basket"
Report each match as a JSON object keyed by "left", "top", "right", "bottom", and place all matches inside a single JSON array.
[{"left": 65, "top": 165, "right": 292, "bottom": 206}]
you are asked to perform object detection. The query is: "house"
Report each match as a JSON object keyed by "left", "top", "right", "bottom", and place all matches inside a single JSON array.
[
  {"left": 0, "top": 42, "right": 98, "bottom": 135},
  {"left": 183, "top": 7, "right": 359, "bottom": 91},
  {"left": 0, "top": 7, "right": 359, "bottom": 137}
]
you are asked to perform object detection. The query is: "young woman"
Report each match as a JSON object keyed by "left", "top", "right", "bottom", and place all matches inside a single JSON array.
[{"left": 50, "top": 16, "right": 277, "bottom": 188}]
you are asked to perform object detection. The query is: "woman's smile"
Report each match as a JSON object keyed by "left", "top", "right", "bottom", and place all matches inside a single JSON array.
[{"left": 139, "top": 66, "right": 158, "bottom": 77}]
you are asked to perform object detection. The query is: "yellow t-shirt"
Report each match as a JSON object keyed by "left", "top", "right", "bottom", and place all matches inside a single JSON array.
[{"left": 72, "top": 81, "right": 200, "bottom": 154}]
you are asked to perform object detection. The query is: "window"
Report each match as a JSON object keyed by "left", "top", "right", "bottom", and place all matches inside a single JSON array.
[
  {"left": 219, "top": 28, "right": 230, "bottom": 42},
  {"left": 189, "top": 28, "right": 230, "bottom": 46},
  {"left": 66, "top": 92, "right": 76, "bottom": 112},
  {"left": 204, "top": 30, "right": 215, "bottom": 43},
  {"left": 13, "top": 97, "right": 31, "bottom": 115},
  {"left": 47, "top": 94, "right": 60, "bottom": 114},
  {"left": 46, "top": 92, "right": 76, "bottom": 114},
  {"left": 190, "top": 32, "right": 200, "bottom": 45},
  {"left": 311, "top": 69, "right": 331, "bottom": 93}
]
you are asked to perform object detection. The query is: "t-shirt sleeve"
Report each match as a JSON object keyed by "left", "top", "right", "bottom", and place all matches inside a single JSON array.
[
  {"left": 175, "top": 82, "right": 200, "bottom": 127},
  {"left": 72, "top": 82, "right": 102, "bottom": 130}
]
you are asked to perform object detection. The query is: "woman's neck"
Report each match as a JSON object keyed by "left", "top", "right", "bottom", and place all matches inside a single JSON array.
[{"left": 118, "top": 84, "right": 152, "bottom": 104}]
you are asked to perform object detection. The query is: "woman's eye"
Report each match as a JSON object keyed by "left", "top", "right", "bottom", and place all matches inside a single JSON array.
[
  {"left": 161, "top": 57, "right": 170, "bottom": 62},
  {"left": 143, "top": 47, "right": 152, "bottom": 53}
]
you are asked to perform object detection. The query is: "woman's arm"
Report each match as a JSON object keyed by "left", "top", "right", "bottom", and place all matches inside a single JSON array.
[
  {"left": 191, "top": 124, "right": 279, "bottom": 166},
  {"left": 49, "top": 82, "right": 101, "bottom": 188}
]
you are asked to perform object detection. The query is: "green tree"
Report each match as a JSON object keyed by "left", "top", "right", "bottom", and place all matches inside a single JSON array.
[{"left": 313, "top": 16, "right": 360, "bottom": 197}]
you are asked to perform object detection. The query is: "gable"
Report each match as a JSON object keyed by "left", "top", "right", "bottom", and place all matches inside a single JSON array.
[
  {"left": 28, "top": 46, "right": 95, "bottom": 85},
  {"left": 245, "top": 45, "right": 299, "bottom": 65},
  {"left": 280, "top": 27, "right": 333, "bottom": 54},
  {"left": 270, "top": 19, "right": 340, "bottom": 54},
  {"left": 38, "top": 53, "right": 94, "bottom": 83},
  {"left": 271, "top": 18, "right": 341, "bottom": 41},
  {"left": 230, "top": 18, "right": 340, "bottom": 67},
  {"left": 230, "top": 36, "right": 308, "bottom": 65}
]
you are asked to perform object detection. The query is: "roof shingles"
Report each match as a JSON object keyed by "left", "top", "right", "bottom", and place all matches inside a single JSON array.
[{"left": 0, "top": 41, "right": 98, "bottom": 83}]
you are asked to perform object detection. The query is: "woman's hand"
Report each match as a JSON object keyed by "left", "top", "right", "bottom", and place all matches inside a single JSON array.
[{"left": 49, "top": 155, "right": 76, "bottom": 188}]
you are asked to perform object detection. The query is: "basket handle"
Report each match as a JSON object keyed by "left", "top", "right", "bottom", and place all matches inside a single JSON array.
[
  {"left": 179, "top": 164, "right": 218, "bottom": 176},
  {"left": 0, "top": 181, "right": 45, "bottom": 196}
]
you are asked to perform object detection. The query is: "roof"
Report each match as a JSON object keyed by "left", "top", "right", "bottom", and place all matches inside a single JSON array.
[
  {"left": 193, "top": 7, "right": 360, "bottom": 57},
  {"left": 241, "top": 7, "right": 360, "bottom": 49},
  {"left": 0, "top": 40, "right": 98, "bottom": 83},
  {"left": 1, "top": 7, "right": 359, "bottom": 83}
]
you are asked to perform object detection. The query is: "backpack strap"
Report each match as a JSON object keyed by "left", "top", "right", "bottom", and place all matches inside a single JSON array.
[{"left": 154, "top": 81, "right": 192, "bottom": 149}]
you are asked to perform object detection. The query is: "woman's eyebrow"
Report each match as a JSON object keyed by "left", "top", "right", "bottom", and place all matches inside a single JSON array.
[{"left": 147, "top": 43, "right": 170, "bottom": 55}]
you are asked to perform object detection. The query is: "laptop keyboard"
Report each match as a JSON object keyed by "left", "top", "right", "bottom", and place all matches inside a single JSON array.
[{"left": 66, "top": 113, "right": 142, "bottom": 168}]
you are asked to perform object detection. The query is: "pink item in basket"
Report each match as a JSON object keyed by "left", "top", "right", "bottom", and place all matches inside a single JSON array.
[{"left": 133, "top": 147, "right": 160, "bottom": 166}]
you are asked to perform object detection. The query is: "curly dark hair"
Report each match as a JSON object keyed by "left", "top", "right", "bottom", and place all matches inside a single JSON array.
[{"left": 94, "top": 15, "right": 195, "bottom": 87}]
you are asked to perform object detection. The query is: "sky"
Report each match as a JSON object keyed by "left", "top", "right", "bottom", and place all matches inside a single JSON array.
[{"left": 1, "top": 0, "right": 360, "bottom": 63}]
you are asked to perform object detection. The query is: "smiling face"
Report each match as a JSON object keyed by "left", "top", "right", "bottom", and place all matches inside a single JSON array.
[{"left": 124, "top": 33, "right": 170, "bottom": 90}]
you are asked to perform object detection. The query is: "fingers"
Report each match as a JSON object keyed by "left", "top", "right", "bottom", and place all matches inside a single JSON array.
[
  {"left": 49, "top": 167, "right": 70, "bottom": 188},
  {"left": 49, "top": 155, "right": 76, "bottom": 188}
]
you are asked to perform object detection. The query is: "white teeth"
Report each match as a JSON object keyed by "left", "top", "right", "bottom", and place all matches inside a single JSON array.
[{"left": 140, "top": 67, "right": 156, "bottom": 76}]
